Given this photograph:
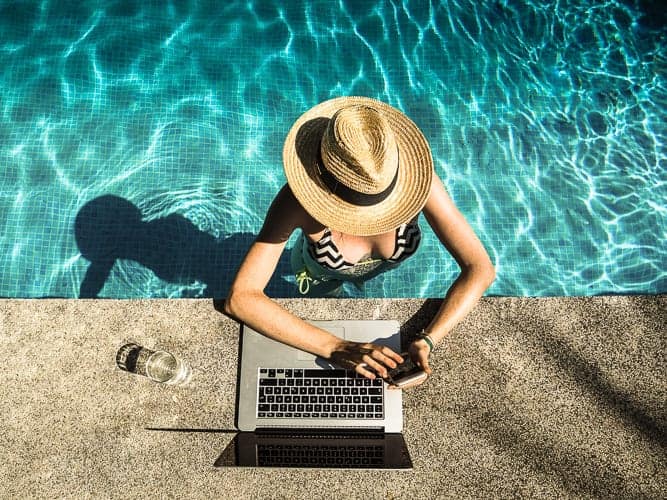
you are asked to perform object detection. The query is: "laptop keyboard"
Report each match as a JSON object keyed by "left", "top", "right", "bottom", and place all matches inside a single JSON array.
[{"left": 257, "top": 368, "right": 384, "bottom": 419}]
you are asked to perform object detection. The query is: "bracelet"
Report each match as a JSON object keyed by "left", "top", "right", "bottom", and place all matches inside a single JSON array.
[{"left": 416, "top": 330, "right": 435, "bottom": 352}]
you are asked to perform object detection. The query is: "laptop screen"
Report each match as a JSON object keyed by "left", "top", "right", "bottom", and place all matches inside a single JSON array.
[{"left": 215, "top": 431, "right": 413, "bottom": 469}]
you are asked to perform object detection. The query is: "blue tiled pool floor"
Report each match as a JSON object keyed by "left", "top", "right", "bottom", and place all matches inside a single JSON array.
[{"left": 0, "top": 0, "right": 665, "bottom": 298}]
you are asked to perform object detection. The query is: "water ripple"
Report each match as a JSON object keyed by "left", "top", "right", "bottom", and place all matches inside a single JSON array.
[{"left": 0, "top": 0, "right": 664, "bottom": 297}]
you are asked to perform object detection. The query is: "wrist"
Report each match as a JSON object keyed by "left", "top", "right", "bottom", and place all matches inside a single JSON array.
[
  {"left": 416, "top": 330, "right": 436, "bottom": 353},
  {"left": 322, "top": 336, "right": 348, "bottom": 359}
]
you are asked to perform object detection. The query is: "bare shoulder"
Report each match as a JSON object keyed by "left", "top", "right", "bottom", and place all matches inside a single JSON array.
[{"left": 257, "top": 184, "right": 322, "bottom": 243}]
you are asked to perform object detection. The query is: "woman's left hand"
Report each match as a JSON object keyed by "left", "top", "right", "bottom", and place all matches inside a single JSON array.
[{"left": 387, "top": 338, "right": 433, "bottom": 390}]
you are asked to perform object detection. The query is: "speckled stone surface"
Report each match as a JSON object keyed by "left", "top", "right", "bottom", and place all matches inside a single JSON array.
[{"left": 1, "top": 297, "right": 665, "bottom": 498}]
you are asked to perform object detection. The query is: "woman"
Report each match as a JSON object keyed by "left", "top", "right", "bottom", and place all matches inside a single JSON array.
[{"left": 225, "top": 97, "right": 495, "bottom": 388}]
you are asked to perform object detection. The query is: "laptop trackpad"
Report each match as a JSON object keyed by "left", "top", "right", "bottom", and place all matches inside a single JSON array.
[{"left": 297, "top": 327, "right": 346, "bottom": 360}]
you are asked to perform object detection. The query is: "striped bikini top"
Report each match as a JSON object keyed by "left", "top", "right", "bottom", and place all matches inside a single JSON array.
[{"left": 307, "top": 218, "right": 421, "bottom": 271}]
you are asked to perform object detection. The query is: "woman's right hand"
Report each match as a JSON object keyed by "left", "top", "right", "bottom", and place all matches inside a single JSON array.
[{"left": 329, "top": 340, "right": 404, "bottom": 379}]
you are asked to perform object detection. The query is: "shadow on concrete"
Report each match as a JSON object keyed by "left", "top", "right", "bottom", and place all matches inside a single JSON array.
[
  {"left": 399, "top": 299, "right": 443, "bottom": 350},
  {"left": 74, "top": 195, "right": 293, "bottom": 299},
  {"left": 453, "top": 306, "right": 665, "bottom": 499}
]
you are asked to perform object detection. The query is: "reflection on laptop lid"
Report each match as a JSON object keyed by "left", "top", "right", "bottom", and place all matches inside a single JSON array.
[{"left": 216, "top": 320, "right": 412, "bottom": 470}]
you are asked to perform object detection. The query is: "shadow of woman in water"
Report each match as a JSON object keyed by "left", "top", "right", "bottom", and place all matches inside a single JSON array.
[{"left": 74, "top": 195, "right": 292, "bottom": 298}]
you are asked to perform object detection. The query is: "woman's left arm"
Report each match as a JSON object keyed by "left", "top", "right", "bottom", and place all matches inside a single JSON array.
[{"left": 402, "top": 175, "right": 495, "bottom": 386}]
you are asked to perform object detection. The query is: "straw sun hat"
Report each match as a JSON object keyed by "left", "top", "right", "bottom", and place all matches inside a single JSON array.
[{"left": 283, "top": 96, "right": 434, "bottom": 236}]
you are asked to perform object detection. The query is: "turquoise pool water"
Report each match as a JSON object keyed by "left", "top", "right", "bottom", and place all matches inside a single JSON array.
[{"left": 0, "top": 0, "right": 665, "bottom": 298}]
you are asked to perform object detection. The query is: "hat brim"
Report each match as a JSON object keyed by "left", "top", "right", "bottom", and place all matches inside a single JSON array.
[{"left": 283, "top": 97, "right": 434, "bottom": 236}]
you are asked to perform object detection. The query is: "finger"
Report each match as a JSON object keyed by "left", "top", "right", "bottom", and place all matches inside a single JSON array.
[
  {"left": 382, "top": 347, "right": 404, "bottom": 364},
  {"left": 361, "top": 354, "right": 389, "bottom": 378},
  {"left": 369, "top": 349, "right": 401, "bottom": 369},
  {"left": 419, "top": 356, "right": 432, "bottom": 375},
  {"left": 354, "top": 363, "right": 378, "bottom": 380},
  {"left": 409, "top": 344, "right": 432, "bottom": 374}
]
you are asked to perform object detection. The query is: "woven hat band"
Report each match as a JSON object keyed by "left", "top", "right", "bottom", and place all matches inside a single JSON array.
[{"left": 317, "top": 147, "right": 400, "bottom": 207}]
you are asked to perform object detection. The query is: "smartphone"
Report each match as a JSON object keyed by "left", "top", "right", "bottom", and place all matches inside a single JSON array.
[{"left": 386, "top": 354, "right": 427, "bottom": 388}]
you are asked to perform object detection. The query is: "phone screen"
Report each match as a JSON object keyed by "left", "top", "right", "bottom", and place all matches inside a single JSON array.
[{"left": 387, "top": 356, "right": 425, "bottom": 385}]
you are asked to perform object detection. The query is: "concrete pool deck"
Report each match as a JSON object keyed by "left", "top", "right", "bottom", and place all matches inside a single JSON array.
[{"left": 1, "top": 296, "right": 665, "bottom": 498}]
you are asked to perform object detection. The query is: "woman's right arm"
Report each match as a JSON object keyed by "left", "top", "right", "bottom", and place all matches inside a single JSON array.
[{"left": 223, "top": 185, "right": 402, "bottom": 378}]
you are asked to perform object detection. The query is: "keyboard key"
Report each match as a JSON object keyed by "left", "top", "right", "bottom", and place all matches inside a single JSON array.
[
  {"left": 260, "top": 379, "right": 277, "bottom": 386},
  {"left": 304, "top": 369, "right": 347, "bottom": 378}
]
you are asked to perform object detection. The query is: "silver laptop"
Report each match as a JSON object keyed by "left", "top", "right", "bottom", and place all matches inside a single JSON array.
[{"left": 217, "top": 320, "right": 412, "bottom": 469}]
